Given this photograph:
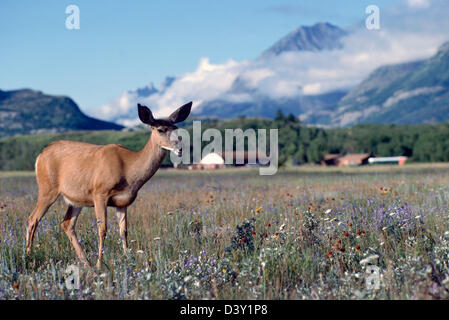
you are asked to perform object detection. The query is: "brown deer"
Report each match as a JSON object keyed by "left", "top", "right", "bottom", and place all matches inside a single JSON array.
[{"left": 25, "top": 102, "right": 192, "bottom": 268}]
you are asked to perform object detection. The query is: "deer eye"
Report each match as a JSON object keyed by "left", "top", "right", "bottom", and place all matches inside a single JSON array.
[{"left": 157, "top": 128, "right": 166, "bottom": 133}]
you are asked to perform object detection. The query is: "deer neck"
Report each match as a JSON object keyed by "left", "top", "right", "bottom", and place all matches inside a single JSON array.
[{"left": 132, "top": 132, "right": 167, "bottom": 188}]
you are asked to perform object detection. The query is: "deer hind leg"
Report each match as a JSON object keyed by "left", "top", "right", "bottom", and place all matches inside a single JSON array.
[
  {"left": 116, "top": 207, "right": 128, "bottom": 254},
  {"left": 94, "top": 196, "right": 108, "bottom": 269},
  {"left": 26, "top": 190, "right": 59, "bottom": 254},
  {"left": 61, "top": 206, "right": 90, "bottom": 267}
]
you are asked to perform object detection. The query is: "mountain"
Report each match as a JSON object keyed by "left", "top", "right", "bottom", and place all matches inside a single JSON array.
[
  {"left": 193, "top": 90, "right": 347, "bottom": 121},
  {"left": 99, "top": 21, "right": 449, "bottom": 128},
  {"left": 114, "top": 22, "right": 348, "bottom": 123},
  {"left": 195, "top": 41, "right": 449, "bottom": 125},
  {"left": 331, "top": 42, "right": 449, "bottom": 126},
  {"left": 0, "top": 89, "right": 124, "bottom": 138},
  {"left": 192, "top": 22, "right": 349, "bottom": 120},
  {"left": 108, "top": 76, "right": 176, "bottom": 125},
  {"left": 260, "top": 22, "right": 347, "bottom": 58}
]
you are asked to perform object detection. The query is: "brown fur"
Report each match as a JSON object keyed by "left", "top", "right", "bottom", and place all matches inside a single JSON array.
[{"left": 25, "top": 102, "right": 191, "bottom": 268}]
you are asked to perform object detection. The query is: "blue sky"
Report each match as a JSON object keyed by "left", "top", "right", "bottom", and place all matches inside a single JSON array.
[{"left": 0, "top": 0, "right": 403, "bottom": 115}]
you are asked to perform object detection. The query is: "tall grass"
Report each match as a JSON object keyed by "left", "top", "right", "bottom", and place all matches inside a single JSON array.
[{"left": 1, "top": 165, "right": 449, "bottom": 299}]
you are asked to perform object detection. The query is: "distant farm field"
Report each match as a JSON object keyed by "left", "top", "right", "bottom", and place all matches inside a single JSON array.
[{"left": 1, "top": 164, "right": 449, "bottom": 299}]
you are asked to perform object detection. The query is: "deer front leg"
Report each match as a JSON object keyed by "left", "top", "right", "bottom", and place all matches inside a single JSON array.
[
  {"left": 116, "top": 207, "right": 128, "bottom": 254},
  {"left": 94, "top": 196, "right": 108, "bottom": 269}
]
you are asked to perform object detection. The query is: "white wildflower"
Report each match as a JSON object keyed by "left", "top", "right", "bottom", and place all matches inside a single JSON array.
[{"left": 360, "top": 255, "right": 379, "bottom": 265}]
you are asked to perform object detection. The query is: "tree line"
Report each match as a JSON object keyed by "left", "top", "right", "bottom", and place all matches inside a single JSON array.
[{"left": 1, "top": 110, "right": 449, "bottom": 170}]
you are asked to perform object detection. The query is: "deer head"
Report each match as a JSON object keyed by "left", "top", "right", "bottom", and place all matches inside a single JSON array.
[{"left": 137, "top": 102, "right": 192, "bottom": 156}]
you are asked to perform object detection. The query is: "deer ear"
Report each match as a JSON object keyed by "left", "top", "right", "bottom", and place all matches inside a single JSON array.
[
  {"left": 138, "top": 103, "right": 156, "bottom": 125},
  {"left": 167, "top": 101, "right": 192, "bottom": 123}
]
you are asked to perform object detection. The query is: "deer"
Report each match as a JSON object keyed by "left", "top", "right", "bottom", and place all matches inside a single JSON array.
[{"left": 25, "top": 102, "right": 192, "bottom": 269}]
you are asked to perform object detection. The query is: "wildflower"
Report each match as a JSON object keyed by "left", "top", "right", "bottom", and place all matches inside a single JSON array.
[
  {"left": 148, "top": 258, "right": 153, "bottom": 262},
  {"left": 415, "top": 215, "right": 421, "bottom": 219},
  {"left": 256, "top": 206, "right": 263, "bottom": 213},
  {"left": 325, "top": 209, "right": 332, "bottom": 214},
  {"left": 36, "top": 244, "right": 41, "bottom": 248},
  {"left": 360, "top": 254, "right": 379, "bottom": 265},
  {"left": 240, "top": 238, "right": 246, "bottom": 243},
  {"left": 251, "top": 231, "right": 256, "bottom": 236},
  {"left": 279, "top": 224, "right": 285, "bottom": 231},
  {"left": 355, "top": 245, "right": 361, "bottom": 252},
  {"left": 267, "top": 223, "right": 271, "bottom": 227},
  {"left": 348, "top": 222, "right": 352, "bottom": 228},
  {"left": 137, "top": 250, "right": 144, "bottom": 254},
  {"left": 12, "top": 283, "right": 19, "bottom": 290},
  {"left": 57, "top": 290, "right": 63, "bottom": 295},
  {"left": 328, "top": 251, "right": 333, "bottom": 258},
  {"left": 361, "top": 230, "right": 366, "bottom": 236},
  {"left": 339, "top": 247, "right": 346, "bottom": 253},
  {"left": 356, "top": 231, "right": 361, "bottom": 236},
  {"left": 337, "top": 239, "right": 342, "bottom": 244},
  {"left": 222, "top": 269, "right": 227, "bottom": 273},
  {"left": 344, "top": 232, "right": 349, "bottom": 237},
  {"left": 273, "top": 232, "right": 279, "bottom": 238},
  {"left": 153, "top": 237, "right": 161, "bottom": 241}
]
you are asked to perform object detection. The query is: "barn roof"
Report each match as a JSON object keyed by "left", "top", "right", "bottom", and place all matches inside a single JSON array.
[{"left": 337, "top": 153, "right": 371, "bottom": 162}]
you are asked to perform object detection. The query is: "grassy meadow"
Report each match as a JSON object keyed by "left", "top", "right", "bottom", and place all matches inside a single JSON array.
[{"left": 1, "top": 164, "right": 449, "bottom": 299}]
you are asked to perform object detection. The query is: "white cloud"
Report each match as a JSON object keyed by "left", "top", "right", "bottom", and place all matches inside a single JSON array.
[
  {"left": 407, "top": 0, "right": 431, "bottom": 8},
  {"left": 94, "top": 0, "right": 449, "bottom": 126},
  {"left": 303, "top": 83, "right": 322, "bottom": 95}
]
